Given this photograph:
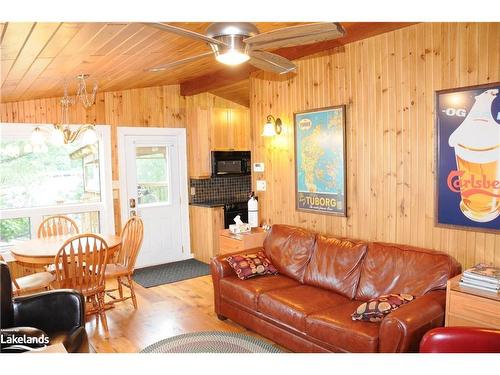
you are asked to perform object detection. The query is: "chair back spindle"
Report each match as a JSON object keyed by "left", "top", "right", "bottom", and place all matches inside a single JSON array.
[{"left": 38, "top": 215, "right": 79, "bottom": 238}]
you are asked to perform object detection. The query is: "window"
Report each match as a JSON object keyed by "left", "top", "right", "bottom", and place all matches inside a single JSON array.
[
  {"left": 135, "top": 146, "right": 170, "bottom": 205},
  {"left": 0, "top": 124, "right": 114, "bottom": 249}
]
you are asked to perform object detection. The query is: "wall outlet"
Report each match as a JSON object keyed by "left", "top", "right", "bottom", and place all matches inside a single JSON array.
[
  {"left": 190, "top": 187, "right": 196, "bottom": 196},
  {"left": 253, "top": 162, "right": 265, "bottom": 172},
  {"left": 256, "top": 180, "right": 266, "bottom": 191}
]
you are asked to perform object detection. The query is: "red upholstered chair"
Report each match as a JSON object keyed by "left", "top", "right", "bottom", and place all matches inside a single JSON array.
[{"left": 420, "top": 327, "right": 500, "bottom": 353}]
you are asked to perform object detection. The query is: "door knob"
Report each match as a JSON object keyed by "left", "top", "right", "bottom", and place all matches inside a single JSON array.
[{"left": 129, "top": 198, "right": 136, "bottom": 208}]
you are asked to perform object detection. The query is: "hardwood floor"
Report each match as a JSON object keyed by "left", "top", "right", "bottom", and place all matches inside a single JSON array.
[{"left": 85, "top": 275, "right": 275, "bottom": 353}]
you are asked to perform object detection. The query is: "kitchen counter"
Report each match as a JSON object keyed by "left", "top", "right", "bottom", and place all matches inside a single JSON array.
[{"left": 189, "top": 199, "right": 247, "bottom": 208}]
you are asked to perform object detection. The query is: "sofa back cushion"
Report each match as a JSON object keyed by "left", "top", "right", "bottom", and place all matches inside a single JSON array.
[
  {"left": 263, "top": 224, "right": 316, "bottom": 283},
  {"left": 355, "top": 242, "right": 461, "bottom": 301},
  {"left": 303, "top": 235, "right": 368, "bottom": 299}
]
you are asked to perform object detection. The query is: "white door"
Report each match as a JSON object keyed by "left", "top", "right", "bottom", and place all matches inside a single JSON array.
[{"left": 118, "top": 128, "right": 191, "bottom": 268}]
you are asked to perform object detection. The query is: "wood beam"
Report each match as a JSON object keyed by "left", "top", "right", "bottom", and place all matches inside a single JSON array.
[{"left": 180, "top": 22, "right": 418, "bottom": 96}]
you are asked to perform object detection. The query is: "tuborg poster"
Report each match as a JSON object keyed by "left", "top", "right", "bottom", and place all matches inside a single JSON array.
[
  {"left": 436, "top": 83, "right": 500, "bottom": 232},
  {"left": 294, "top": 106, "right": 346, "bottom": 216}
]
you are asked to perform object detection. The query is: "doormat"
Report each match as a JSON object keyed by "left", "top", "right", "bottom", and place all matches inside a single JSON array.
[{"left": 132, "top": 259, "right": 210, "bottom": 288}]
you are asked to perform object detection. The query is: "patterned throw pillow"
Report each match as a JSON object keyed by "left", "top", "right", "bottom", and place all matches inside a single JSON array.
[
  {"left": 351, "top": 294, "right": 415, "bottom": 322},
  {"left": 226, "top": 251, "right": 278, "bottom": 280}
]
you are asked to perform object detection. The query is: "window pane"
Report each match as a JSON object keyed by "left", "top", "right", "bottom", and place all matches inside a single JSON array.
[
  {"left": 43, "top": 212, "right": 100, "bottom": 233},
  {"left": 0, "top": 217, "right": 31, "bottom": 247},
  {"left": 0, "top": 138, "right": 101, "bottom": 209},
  {"left": 135, "top": 146, "right": 169, "bottom": 205}
]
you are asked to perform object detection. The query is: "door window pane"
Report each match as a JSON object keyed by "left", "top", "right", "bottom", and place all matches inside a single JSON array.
[
  {"left": 0, "top": 139, "right": 101, "bottom": 209},
  {"left": 0, "top": 217, "right": 31, "bottom": 247},
  {"left": 135, "top": 146, "right": 169, "bottom": 205}
]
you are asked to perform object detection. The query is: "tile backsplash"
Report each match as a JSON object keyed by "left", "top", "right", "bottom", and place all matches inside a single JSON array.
[{"left": 190, "top": 175, "right": 251, "bottom": 203}]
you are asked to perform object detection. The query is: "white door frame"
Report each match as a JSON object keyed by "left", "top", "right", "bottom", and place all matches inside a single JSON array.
[{"left": 117, "top": 126, "right": 191, "bottom": 259}]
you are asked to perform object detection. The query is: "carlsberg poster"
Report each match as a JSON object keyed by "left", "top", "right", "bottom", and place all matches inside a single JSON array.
[{"left": 436, "top": 83, "right": 500, "bottom": 232}]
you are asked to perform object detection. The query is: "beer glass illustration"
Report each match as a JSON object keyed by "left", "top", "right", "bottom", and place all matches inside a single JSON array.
[{"left": 448, "top": 88, "right": 500, "bottom": 223}]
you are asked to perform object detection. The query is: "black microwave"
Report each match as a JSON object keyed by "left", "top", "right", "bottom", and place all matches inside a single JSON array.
[{"left": 211, "top": 151, "right": 251, "bottom": 177}]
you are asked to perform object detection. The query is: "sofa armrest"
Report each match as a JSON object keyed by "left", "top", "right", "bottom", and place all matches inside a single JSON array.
[
  {"left": 13, "top": 289, "right": 85, "bottom": 335},
  {"left": 210, "top": 247, "right": 263, "bottom": 318},
  {"left": 378, "top": 290, "right": 446, "bottom": 353}
]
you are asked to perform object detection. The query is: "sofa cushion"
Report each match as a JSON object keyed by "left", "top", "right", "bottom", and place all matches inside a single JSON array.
[
  {"left": 219, "top": 275, "right": 299, "bottom": 310},
  {"left": 304, "top": 235, "right": 367, "bottom": 299},
  {"left": 306, "top": 301, "right": 380, "bottom": 352},
  {"left": 258, "top": 285, "right": 350, "bottom": 332},
  {"left": 226, "top": 251, "right": 278, "bottom": 280},
  {"left": 263, "top": 225, "right": 316, "bottom": 283},
  {"left": 351, "top": 293, "right": 415, "bottom": 322},
  {"left": 356, "top": 242, "right": 459, "bottom": 301}
]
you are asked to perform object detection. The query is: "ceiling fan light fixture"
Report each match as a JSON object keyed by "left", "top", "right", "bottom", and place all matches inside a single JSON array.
[{"left": 215, "top": 49, "right": 250, "bottom": 66}]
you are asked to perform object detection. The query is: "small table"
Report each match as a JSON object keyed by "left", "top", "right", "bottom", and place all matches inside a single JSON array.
[
  {"left": 219, "top": 228, "right": 268, "bottom": 256},
  {"left": 10, "top": 234, "right": 121, "bottom": 265},
  {"left": 445, "top": 274, "right": 500, "bottom": 329}
]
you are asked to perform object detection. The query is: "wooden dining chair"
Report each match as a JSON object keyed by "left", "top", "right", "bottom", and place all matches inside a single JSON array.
[
  {"left": 105, "top": 216, "right": 144, "bottom": 309},
  {"left": 53, "top": 233, "right": 109, "bottom": 333},
  {"left": 0, "top": 255, "right": 55, "bottom": 296},
  {"left": 38, "top": 215, "right": 79, "bottom": 238}
]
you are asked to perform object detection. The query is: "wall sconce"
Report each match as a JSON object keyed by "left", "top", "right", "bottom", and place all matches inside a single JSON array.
[{"left": 261, "top": 115, "right": 282, "bottom": 137}]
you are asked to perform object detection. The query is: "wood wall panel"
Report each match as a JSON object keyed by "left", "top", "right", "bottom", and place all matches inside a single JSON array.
[{"left": 250, "top": 22, "right": 500, "bottom": 269}]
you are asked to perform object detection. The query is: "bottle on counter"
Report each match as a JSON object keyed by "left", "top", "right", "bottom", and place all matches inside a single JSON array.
[{"left": 248, "top": 191, "right": 259, "bottom": 228}]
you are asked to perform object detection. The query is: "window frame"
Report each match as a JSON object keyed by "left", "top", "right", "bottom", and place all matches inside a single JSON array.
[{"left": 0, "top": 123, "right": 115, "bottom": 243}]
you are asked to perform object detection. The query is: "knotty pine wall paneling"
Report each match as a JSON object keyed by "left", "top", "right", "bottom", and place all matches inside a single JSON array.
[{"left": 250, "top": 22, "right": 500, "bottom": 269}]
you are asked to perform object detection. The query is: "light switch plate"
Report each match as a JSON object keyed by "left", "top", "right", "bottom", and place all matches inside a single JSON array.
[
  {"left": 190, "top": 187, "right": 196, "bottom": 196},
  {"left": 256, "top": 180, "right": 266, "bottom": 191},
  {"left": 253, "top": 162, "right": 265, "bottom": 172}
]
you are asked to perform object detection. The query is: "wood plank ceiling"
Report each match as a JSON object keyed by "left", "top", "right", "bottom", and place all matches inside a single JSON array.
[{"left": 0, "top": 22, "right": 415, "bottom": 105}]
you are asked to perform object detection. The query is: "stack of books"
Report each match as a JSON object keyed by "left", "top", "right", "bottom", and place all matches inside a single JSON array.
[{"left": 460, "top": 264, "right": 500, "bottom": 293}]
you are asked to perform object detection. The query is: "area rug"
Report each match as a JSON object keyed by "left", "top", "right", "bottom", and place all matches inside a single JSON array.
[
  {"left": 140, "top": 331, "right": 283, "bottom": 353},
  {"left": 132, "top": 258, "right": 210, "bottom": 288}
]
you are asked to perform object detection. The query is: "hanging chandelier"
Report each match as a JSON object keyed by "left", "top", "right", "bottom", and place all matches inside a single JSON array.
[{"left": 31, "top": 74, "right": 99, "bottom": 147}]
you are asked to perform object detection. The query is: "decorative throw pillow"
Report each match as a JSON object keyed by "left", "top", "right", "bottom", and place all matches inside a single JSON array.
[
  {"left": 226, "top": 251, "right": 278, "bottom": 280},
  {"left": 351, "top": 294, "right": 415, "bottom": 322}
]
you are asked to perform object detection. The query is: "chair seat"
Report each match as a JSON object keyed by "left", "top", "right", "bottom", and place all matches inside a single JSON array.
[
  {"left": 105, "top": 263, "right": 130, "bottom": 277},
  {"left": 14, "top": 272, "right": 55, "bottom": 292}
]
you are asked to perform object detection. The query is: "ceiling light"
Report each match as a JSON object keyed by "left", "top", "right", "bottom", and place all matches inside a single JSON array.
[{"left": 215, "top": 50, "right": 250, "bottom": 66}]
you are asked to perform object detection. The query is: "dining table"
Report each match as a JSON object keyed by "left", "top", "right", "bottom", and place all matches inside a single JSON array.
[{"left": 10, "top": 234, "right": 121, "bottom": 265}]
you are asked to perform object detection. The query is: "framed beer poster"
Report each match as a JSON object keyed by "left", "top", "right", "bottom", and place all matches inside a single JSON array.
[
  {"left": 294, "top": 105, "right": 347, "bottom": 216},
  {"left": 436, "top": 82, "right": 500, "bottom": 232}
]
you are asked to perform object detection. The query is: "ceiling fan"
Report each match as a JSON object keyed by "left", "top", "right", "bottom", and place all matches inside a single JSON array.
[{"left": 144, "top": 22, "right": 345, "bottom": 74}]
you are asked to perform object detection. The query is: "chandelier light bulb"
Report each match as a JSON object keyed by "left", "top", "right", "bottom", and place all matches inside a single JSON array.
[
  {"left": 50, "top": 128, "right": 65, "bottom": 146},
  {"left": 31, "top": 127, "right": 46, "bottom": 146},
  {"left": 81, "top": 127, "right": 98, "bottom": 145}
]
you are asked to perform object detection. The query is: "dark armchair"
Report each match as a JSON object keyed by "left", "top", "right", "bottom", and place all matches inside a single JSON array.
[{"left": 1, "top": 261, "right": 88, "bottom": 353}]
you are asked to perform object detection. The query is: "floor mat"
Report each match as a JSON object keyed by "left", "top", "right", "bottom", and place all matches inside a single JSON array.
[{"left": 132, "top": 258, "right": 210, "bottom": 288}]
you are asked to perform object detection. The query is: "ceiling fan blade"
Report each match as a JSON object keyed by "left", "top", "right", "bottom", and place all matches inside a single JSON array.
[
  {"left": 145, "top": 51, "right": 214, "bottom": 72},
  {"left": 245, "top": 23, "right": 345, "bottom": 50},
  {"left": 145, "top": 23, "right": 227, "bottom": 47},
  {"left": 248, "top": 51, "right": 296, "bottom": 74}
]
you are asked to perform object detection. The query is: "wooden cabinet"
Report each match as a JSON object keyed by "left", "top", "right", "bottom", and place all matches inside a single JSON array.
[
  {"left": 445, "top": 275, "right": 500, "bottom": 329},
  {"left": 189, "top": 205, "right": 224, "bottom": 264},
  {"left": 218, "top": 228, "right": 267, "bottom": 256},
  {"left": 187, "top": 107, "right": 250, "bottom": 178}
]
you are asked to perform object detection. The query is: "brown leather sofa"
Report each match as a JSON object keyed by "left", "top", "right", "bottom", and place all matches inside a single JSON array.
[{"left": 211, "top": 224, "right": 461, "bottom": 353}]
